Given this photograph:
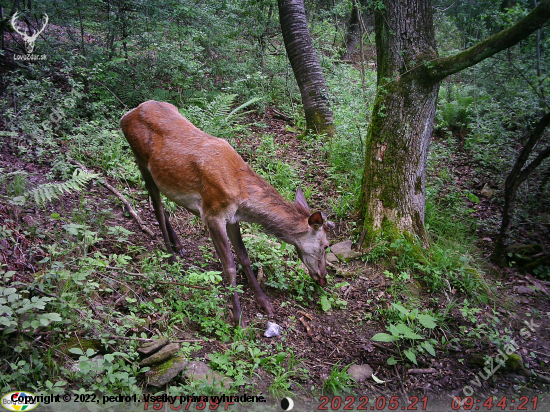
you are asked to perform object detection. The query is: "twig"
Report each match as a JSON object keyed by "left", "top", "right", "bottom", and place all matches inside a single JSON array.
[
  {"left": 111, "top": 268, "right": 208, "bottom": 290},
  {"left": 299, "top": 317, "right": 314, "bottom": 337},
  {"left": 356, "top": 228, "right": 368, "bottom": 250},
  {"left": 394, "top": 364, "right": 409, "bottom": 403},
  {"left": 71, "top": 161, "right": 157, "bottom": 239},
  {"left": 408, "top": 368, "right": 437, "bottom": 374},
  {"left": 272, "top": 108, "right": 291, "bottom": 121},
  {"left": 297, "top": 310, "right": 313, "bottom": 320},
  {"left": 94, "top": 80, "right": 129, "bottom": 109},
  {"left": 103, "top": 335, "right": 203, "bottom": 343}
]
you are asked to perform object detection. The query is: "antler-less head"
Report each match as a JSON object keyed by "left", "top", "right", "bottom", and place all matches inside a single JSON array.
[
  {"left": 293, "top": 188, "right": 334, "bottom": 286},
  {"left": 11, "top": 12, "right": 49, "bottom": 54}
]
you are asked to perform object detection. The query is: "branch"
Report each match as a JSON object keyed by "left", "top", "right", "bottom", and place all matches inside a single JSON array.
[
  {"left": 430, "top": 0, "right": 550, "bottom": 81},
  {"left": 507, "top": 111, "right": 550, "bottom": 189},
  {"left": 71, "top": 160, "right": 157, "bottom": 239}
]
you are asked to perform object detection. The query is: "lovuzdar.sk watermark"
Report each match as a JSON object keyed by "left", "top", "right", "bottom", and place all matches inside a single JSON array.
[{"left": 10, "top": 11, "right": 48, "bottom": 61}]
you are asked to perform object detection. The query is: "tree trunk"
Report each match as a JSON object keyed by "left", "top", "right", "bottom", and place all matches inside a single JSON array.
[
  {"left": 492, "top": 112, "right": 550, "bottom": 265},
  {"left": 359, "top": 0, "right": 550, "bottom": 246},
  {"left": 340, "top": 0, "right": 371, "bottom": 61},
  {"left": 359, "top": 1, "right": 438, "bottom": 245},
  {"left": 278, "top": 0, "right": 335, "bottom": 137}
]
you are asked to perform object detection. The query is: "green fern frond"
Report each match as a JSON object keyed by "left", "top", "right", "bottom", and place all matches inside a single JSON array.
[
  {"left": 11, "top": 169, "right": 99, "bottom": 206},
  {"left": 206, "top": 93, "right": 237, "bottom": 121}
]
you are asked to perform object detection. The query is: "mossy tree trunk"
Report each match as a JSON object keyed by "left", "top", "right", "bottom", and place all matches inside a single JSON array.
[
  {"left": 359, "top": 0, "right": 550, "bottom": 246},
  {"left": 278, "top": 0, "right": 335, "bottom": 137}
]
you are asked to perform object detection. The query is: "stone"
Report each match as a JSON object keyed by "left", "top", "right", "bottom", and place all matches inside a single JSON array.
[
  {"left": 405, "top": 281, "right": 423, "bottom": 299},
  {"left": 140, "top": 343, "right": 180, "bottom": 366},
  {"left": 137, "top": 337, "right": 170, "bottom": 355},
  {"left": 480, "top": 183, "right": 494, "bottom": 199},
  {"left": 184, "top": 361, "right": 232, "bottom": 389},
  {"left": 514, "top": 286, "right": 535, "bottom": 295},
  {"left": 330, "top": 240, "right": 363, "bottom": 262},
  {"left": 326, "top": 252, "right": 339, "bottom": 264},
  {"left": 348, "top": 364, "right": 372, "bottom": 383},
  {"left": 146, "top": 356, "right": 188, "bottom": 387},
  {"left": 264, "top": 321, "right": 282, "bottom": 337}
]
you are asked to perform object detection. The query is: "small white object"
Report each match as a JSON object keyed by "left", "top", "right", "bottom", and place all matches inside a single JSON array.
[{"left": 264, "top": 321, "right": 282, "bottom": 337}]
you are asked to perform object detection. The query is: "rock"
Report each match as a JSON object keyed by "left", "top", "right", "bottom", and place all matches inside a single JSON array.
[
  {"left": 67, "top": 355, "right": 104, "bottom": 374},
  {"left": 140, "top": 343, "right": 180, "bottom": 366},
  {"left": 503, "top": 353, "right": 523, "bottom": 372},
  {"left": 264, "top": 321, "right": 282, "bottom": 337},
  {"left": 480, "top": 183, "right": 494, "bottom": 199},
  {"left": 514, "top": 286, "right": 535, "bottom": 295},
  {"left": 348, "top": 364, "right": 372, "bottom": 383},
  {"left": 405, "top": 281, "right": 423, "bottom": 299},
  {"left": 326, "top": 252, "right": 339, "bottom": 264},
  {"left": 64, "top": 338, "right": 104, "bottom": 357},
  {"left": 330, "top": 240, "right": 363, "bottom": 262},
  {"left": 146, "top": 356, "right": 189, "bottom": 387},
  {"left": 505, "top": 244, "right": 542, "bottom": 256},
  {"left": 137, "top": 337, "right": 170, "bottom": 355},
  {"left": 184, "top": 361, "right": 232, "bottom": 389}
]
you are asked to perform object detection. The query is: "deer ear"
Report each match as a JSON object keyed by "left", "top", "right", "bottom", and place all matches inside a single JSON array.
[
  {"left": 308, "top": 211, "right": 324, "bottom": 230},
  {"left": 295, "top": 187, "right": 310, "bottom": 214}
]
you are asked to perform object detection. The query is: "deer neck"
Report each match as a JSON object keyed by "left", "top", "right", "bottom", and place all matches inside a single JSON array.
[{"left": 241, "top": 183, "right": 308, "bottom": 245}]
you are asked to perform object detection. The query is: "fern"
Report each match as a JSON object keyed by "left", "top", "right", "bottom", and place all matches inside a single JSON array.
[
  {"left": 181, "top": 93, "right": 261, "bottom": 138},
  {"left": 7, "top": 169, "right": 99, "bottom": 206}
]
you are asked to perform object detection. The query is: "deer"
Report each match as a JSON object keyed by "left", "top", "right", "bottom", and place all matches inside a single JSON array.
[
  {"left": 120, "top": 100, "right": 333, "bottom": 327},
  {"left": 11, "top": 12, "right": 49, "bottom": 54}
]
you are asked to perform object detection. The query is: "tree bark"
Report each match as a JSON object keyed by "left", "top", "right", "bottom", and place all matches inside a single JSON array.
[
  {"left": 340, "top": 0, "right": 371, "bottom": 61},
  {"left": 278, "top": 0, "right": 335, "bottom": 137},
  {"left": 359, "top": 0, "right": 439, "bottom": 245},
  {"left": 359, "top": 0, "right": 550, "bottom": 246}
]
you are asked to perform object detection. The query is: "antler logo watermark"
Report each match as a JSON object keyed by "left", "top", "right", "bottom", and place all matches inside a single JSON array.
[{"left": 11, "top": 12, "right": 48, "bottom": 55}]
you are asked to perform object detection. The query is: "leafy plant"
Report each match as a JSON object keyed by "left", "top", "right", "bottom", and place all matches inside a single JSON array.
[
  {"left": 4, "top": 169, "right": 98, "bottom": 206},
  {"left": 371, "top": 303, "right": 438, "bottom": 365},
  {"left": 322, "top": 363, "right": 356, "bottom": 395}
]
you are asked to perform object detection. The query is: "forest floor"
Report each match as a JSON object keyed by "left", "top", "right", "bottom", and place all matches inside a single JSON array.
[{"left": 1, "top": 110, "right": 550, "bottom": 409}]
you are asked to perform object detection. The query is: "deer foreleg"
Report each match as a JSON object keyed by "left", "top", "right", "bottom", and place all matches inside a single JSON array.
[
  {"left": 227, "top": 222, "right": 273, "bottom": 316},
  {"left": 207, "top": 220, "right": 246, "bottom": 327},
  {"left": 138, "top": 166, "right": 183, "bottom": 260}
]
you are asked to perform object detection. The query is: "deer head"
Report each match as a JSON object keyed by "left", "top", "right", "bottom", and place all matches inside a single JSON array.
[{"left": 11, "top": 12, "right": 49, "bottom": 54}]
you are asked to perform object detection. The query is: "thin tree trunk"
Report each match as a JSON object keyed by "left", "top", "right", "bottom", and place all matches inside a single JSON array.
[
  {"left": 278, "top": 0, "right": 335, "bottom": 137},
  {"left": 492, "top": 112, "right": 550, "bottom": 265}
]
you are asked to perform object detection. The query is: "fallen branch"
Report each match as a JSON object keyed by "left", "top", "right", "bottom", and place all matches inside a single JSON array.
[
  {"left": 103, "top": 335, "right": 203, "bottom": 343},
  {"left": 299, "top": 317, "right": 314, "bottom": 337},
  {"left": 104, "top": 266, "right": 209, "bottom": 290},
  {"left": 71, "top": 161, "right": 157, "bottom": 239},
  {"left": 407, "top": 368, "right": 437, "bottom": 374}
]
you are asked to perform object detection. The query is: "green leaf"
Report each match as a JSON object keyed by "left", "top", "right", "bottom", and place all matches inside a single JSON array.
[
  {"left": 320, "top": 295, "right": 331, "bottom": 312},
  {"left": 387, "top": 356, "right": 397, "bottom": 365},
  {"left": 422, "top": 341, "right": 436, "bottom": 357},
  {"left": 417, "top": 314, "right": 437, "bottom": 329},
  {"left": 404, "top": 349, "right": 418, "bottom": 365},
  {"left": 69, "top": 348, "right": 84, "bottom": 355},
  {"left": 396, "top": 323, "right": 424, "bottom": 340},
  {"left": 391, "top": 302, "right": 410, "bottom": 318},
  {"left": 371, "top": 333, "right": 395, "bottom": 342}
]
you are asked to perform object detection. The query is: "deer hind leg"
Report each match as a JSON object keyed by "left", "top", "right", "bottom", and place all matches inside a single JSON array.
[
  {"left": 227, "top": 222, "right": 273, "bottom": 316},
  {"left": 138, "top": 166, "right": 184, "bottom": 259},
  {"left": 207, "top": 220, "right": 246, "bottom": 327}
]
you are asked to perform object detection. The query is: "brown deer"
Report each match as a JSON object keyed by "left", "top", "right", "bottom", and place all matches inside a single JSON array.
[{"left": 121, "top": 101, "right": 333, "bottom": 326}]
